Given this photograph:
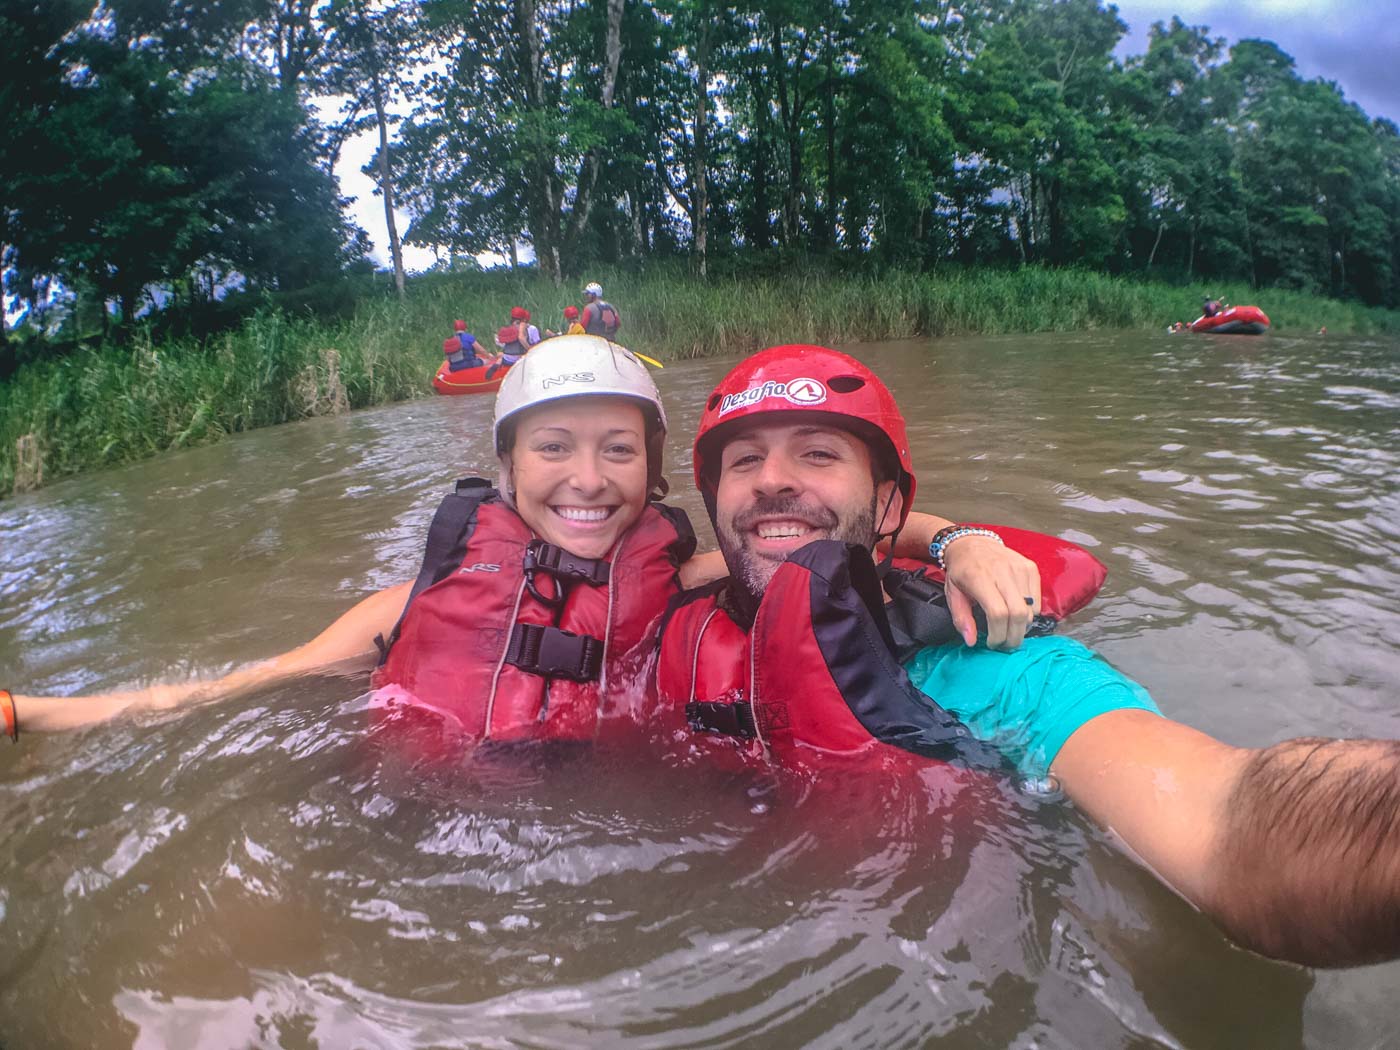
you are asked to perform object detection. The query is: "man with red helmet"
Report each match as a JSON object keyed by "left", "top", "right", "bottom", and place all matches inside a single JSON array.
[
  {"left": 690, "top": 343, "right": 1047, "bottom": 644},
  {"left": 662, "top": 343, "right": 1400, "bottom": 968}
]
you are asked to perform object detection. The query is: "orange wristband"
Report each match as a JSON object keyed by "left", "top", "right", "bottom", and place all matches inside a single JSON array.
[{"left": 0, "top": 689, "right": 16, "bottom": 743}]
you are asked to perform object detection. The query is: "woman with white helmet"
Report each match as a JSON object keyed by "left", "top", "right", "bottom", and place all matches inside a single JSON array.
[
  {"left": 11, "top": 337, "right": 696, "bottom": 741},
  {"left": 372, "top": 336, "right": 695, "bottom": 741},
  {"left": 8, "top": 336, "right": 1031, "bottom": 744}
]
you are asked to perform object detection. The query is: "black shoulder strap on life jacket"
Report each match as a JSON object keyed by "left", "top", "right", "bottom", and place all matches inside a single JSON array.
[
  {"left": 882, "top": 565, "right": 1060, "bottom": 664},
  {"left": 377, "top": 477, "right": 495, "bottom": 664},
  {"left": 651, "top": 501, "right": 699, "bottom": 564},
  {"left": 795, "top": 542, "right": 1009, "bottom": 772},
  {"left": 882, "top": 566, "right": 963, "bottom": 664}
]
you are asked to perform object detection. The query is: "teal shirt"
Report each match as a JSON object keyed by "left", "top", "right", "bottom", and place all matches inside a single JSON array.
[{"left": 903, "top": 637, "right": 1160, "bottom": 780}]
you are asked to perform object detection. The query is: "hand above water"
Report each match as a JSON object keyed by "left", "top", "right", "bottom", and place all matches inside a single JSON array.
[
  {"left": 892, "top": 513, "right": 1042, "bottom": 650},
  {"left": 940, "top": 536, "right": 1041, "bottom": 650}
]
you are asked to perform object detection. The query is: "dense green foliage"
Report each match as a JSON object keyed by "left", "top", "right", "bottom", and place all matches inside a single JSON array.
[
  {"left": 5, "top": 0, "right": 1399, "bottom": 342},
  {"left": 3, "top": 266, "right": 1397, "bottom": 496},
  {"left": 400, "top": 0, "right": 1400, "bottom": 305},
  {"left": 1, "top": 0, "right": 367, "bottom": 331}
]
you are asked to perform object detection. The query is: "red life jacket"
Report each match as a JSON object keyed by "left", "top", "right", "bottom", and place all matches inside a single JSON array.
[
  {"left": 655, "top": 528, "right": 1106, "bottom": 774},
  {"left": 375, "top": 479, "right": 695, "bottom": 743}
]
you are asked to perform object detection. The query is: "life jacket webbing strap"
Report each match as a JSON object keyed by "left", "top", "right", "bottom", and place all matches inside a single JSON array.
[{"left": 686, "top": 701, "right": 756, "bottom": 738}]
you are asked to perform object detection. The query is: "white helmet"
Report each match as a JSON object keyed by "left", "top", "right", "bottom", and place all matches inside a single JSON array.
[
  {"left": 583, "top": 281, "right": 603, "bottom": 298},
  {"left": 493, "top": 335, "right": 667, "bottom": 497}
]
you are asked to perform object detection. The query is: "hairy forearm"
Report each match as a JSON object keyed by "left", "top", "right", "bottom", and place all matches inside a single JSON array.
[{"left": 1207, "top": 737, "right": 1400, "bottom": 967}]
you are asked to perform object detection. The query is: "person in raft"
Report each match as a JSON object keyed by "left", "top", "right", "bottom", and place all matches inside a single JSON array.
[
  {"left": 485, "top": 324, "right": 528, "bottom": 380},
  {"left": 443, "top": 321, "right": 486, "bottom": 370},
  {"left": 4, "top": 336, "right": 1040, "bottom": 745},
  {"left": 580, "top": 282, "right": 621, "bottom": 339},
  {"left": 510, "top": 306, "right": 542, "bottom": 347},
  {"left": 652, "top": 342, "right": 1400, "bottom": 970},
  {"left": 1201, "top": 296, "right": 1225, "bottom": 318},
  {"left": 546, "top": 306, "right": 585, "bottom": 338}
]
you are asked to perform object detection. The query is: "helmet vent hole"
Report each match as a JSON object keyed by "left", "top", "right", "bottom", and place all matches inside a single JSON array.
[
  {"left": 707, "top": 393, "right": 722, "bottom": 410},
  {"left": 829, "top": 375, "right": 866, "bottom": 393}
]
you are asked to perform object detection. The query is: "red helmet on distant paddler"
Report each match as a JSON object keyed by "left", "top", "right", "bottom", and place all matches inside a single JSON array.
[{"left": 693, "top": 344, "right": 916, "bottom": 529}]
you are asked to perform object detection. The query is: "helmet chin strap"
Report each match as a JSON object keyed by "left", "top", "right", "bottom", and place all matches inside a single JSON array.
[
  {"left": 497, "top": 456, "right": 516, "bottom": 507},
  {"left": 873, "top": 471, "right": 905, "bottom": 576}
]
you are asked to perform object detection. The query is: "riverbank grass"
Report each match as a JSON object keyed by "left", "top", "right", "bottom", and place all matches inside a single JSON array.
[{"left": 4, "top": 267, "right": 1398, "bottom": 496}]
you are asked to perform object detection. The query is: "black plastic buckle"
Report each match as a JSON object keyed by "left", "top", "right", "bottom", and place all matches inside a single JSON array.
[
  {"left": 685, "top": 701, "right": 757, "bottom": 739},
  {"left": 505, "top": 623, "right": 603, "bottom": 682},
  {"left": 523, "top": 540, "right": 610, "bottom": 606},
  {"left": 525, "top": 540, "right": 610, "bottom": 585}
]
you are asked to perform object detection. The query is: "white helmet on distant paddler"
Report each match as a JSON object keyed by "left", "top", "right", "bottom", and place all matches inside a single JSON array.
[
  {"left": 493, "top": 335, "right": 668, "bottom": 499},
  {"left": 583, "top": 281, "right": 603, "bottom": 298}
]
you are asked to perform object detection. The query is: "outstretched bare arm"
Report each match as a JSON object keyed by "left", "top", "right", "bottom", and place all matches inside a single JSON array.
[
  {"left": 12, "top": 582, "right": 411, "bottom": 733},
  {"left": 1052, "top": 709, "right": 1400, "bottom": 967}
]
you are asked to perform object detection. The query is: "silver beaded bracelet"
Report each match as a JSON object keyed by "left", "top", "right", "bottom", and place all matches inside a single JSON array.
[{"left": 928, "top": 526, "right": 1003, "bottom": 570}]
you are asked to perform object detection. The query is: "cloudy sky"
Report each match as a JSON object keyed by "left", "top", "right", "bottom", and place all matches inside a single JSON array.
[
  {"left": 344, "top": 0, "right": 1399, "bottom": 272},
  {"left": 1112, "top": 0, "right": 1398, "bottom": 123}
]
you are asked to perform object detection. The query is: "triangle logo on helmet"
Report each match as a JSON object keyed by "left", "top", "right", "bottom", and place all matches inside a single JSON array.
[{"left": 785, "top": 378, "right": 826, "bottom": 405}]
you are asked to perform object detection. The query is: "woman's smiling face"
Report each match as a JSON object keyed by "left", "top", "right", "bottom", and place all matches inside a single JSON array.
[{"left": 506, "top": 397, "right": 650, "bottom": 559}]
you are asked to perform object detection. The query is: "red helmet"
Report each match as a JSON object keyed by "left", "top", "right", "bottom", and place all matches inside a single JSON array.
[
  {"left": 453, "top": 319, "right": 467, "bottom": 332},
  {"left": 563, "top": 305, "right": 580, "bottom": 320},
  {"left": 510, "top": 306, "right": 530, "bottom": 322},
  {"left": 693, "top": 344, "right": 916, "bottom": 529}
]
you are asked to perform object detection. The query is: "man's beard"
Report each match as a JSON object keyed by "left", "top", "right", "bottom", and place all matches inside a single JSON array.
[{"left": 715, "top": 493, "right": 879, "bottom": 606}]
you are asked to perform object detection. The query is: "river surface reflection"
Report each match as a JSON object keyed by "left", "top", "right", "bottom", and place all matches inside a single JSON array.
[{"left": 2, "top": 329, "right": 1397, "bottom": 1048}]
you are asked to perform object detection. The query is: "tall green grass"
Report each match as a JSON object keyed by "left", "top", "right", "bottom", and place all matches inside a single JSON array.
[{"left": 3, "top": 265, "right": 1398, "bottom": 496}]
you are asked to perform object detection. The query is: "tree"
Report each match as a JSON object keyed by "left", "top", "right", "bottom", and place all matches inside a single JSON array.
[
  {"left": 3, "top": 0, "right": 360, "bottom": 329},
  {"left": 317, "top": 0, "right": 428, "bottom": 299},
  {"left": 399, "top": 0, "right": 633, "bottom": 283}
]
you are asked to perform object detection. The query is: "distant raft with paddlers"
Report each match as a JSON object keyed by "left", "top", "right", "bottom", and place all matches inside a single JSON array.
[
  {"left": 1189, "top": 305, "right": 1270, "bottom": 335},
  {"left": 432, "top": 359, "right": 509, "bottom": 395}
]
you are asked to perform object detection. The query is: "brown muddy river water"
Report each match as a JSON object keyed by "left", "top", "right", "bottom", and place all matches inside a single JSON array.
[{"left": 2, "top": 330, "right": 1398, "bottom": 1048}]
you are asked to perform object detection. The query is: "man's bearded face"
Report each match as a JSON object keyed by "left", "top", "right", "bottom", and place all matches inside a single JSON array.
[{"left": 712, "top": 420, "right": 896, "bottom": 604}]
